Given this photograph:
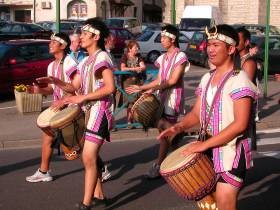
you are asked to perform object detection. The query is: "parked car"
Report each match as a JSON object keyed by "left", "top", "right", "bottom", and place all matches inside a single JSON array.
[
  {"left": 36, "top": 21, "right": 79, "bottom": 34},
  {"left": 0, "top": 39, "right": 53, "bottom": 96},
  {"left": 232, "top": 24, "right": 280, "bottom": 36},
  {"left": 137, "top": 30, "right": 190, "bottom": 63},
  {"left": 251, "top": 34, "right": 280, "bottom": 74},
  {"left": 105, "top": 17, "right": 142, "bottom": 35},
  {"left": 0, "top": 22, "right": 52, "bottom": 41},
  {"left": 185, "top": 31, "right": 208, "bottom": 67},
  {"left": 109, "top": 27, "right": 135, "bottom": 56}
]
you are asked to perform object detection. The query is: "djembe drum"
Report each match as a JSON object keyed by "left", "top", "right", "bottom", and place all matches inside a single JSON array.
[
  {"left": 37, "top": 104, "right": 85, "bottom": 160},
  {"left": 131, "top": 94, "right": 161, "bottom": 129},
  {"left": 160, "top": 143, "right": 218, "bottom": 210}
]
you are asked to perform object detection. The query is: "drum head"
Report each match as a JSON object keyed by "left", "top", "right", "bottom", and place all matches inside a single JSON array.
[
  {"left": 160, "top": 143, "right": 198, "bottom": 173},
  {"left": 37, "top": 107, "right": 58, "bottom": 128},
  {"left": 49, "top": 104, "right": 80, "bottom": 129}
]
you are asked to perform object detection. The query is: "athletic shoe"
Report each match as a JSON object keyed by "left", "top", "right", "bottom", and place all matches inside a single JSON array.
[
  {"left": 146, "top": 163, "right": 161, "bottom": 179},
  {"left": 25, "top": 168, "right": 53, "bottom": 183},
  {"left": 101, "top": 165, "right": 111, "bottom": 182}
]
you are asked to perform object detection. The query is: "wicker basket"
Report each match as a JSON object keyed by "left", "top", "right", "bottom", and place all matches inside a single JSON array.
[{"left": 14, "top": 90, "right": 43, "bottom": 113}]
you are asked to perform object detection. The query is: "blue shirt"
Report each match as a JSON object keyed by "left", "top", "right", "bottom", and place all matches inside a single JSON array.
[{"left": 69, "top": 50, "right": 86, "bottom": 64}]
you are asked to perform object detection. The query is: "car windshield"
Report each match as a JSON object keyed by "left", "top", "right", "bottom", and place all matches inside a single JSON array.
[
  {"left": 180, "top": 18, "right": 211, "bottom": 31},
  {"left": 0, "top": 44, "right": 11, "bottom": 59},
  {"left": 105, "top": 19, "right": 124, "bottom": 28},
  {"left": 137, "top": 31, "right": 154, "bottom": 41}
]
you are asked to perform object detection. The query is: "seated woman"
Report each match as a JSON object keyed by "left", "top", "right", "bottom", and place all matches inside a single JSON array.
[{"left": 120, "top": 40, "right": 146, "bottom": 127}]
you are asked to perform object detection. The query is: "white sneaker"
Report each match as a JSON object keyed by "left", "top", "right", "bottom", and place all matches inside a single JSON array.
[
  {"left": 26, "top": 169, "right": 53, "bottom": 183},
  {"left": 255, "top": 115, "right": 260, "bottom": 122},
  {"left": 101, "top": 165, "right": 111, "bottom": 182},
  {"left": 147, "top": 163, "right": 160, "bottom": 179}
]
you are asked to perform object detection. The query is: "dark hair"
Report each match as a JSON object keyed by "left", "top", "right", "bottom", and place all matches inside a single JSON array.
[
  {"left": 126, "top": 40, "right": 139, "bottom": 51},
  {"left": 236, "top": 27, "right": 251, "bottom": 41},
  {"left": 161, "top": 24, "right": 179, "bottom": 48},
  {"left": 84, "top": 17, "right": 110, "bottom": 51},
  {"left": 53, "top": 32, "right": 71, "bottom": 54},
  {"left": 208, "top": 24, "right": 239, "bottom": 47}
]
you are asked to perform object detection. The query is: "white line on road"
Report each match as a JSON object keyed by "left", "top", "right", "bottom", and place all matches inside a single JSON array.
[{"left": 257, "top": 137, "right": 280, "bottom": 146}]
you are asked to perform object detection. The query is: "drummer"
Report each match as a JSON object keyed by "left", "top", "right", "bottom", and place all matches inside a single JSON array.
[
  {"left": 159, "top": 24, "right": 258, "bottom": 210},
  {"left": 62, "top": 18, "right": 115, "bottom": 210},
  {"left": 126, "top": 24, "right": 189, "bottom": 179},
  {"left": 25, "top": 32, "right": 78, "bottom": 183}
]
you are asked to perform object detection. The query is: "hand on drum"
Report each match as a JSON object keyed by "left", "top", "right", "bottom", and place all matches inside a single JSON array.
[
  {"left": 181, "top": 141, "right": 207, "bottom": 157},
  {"left": 157, "top": 126, "right": 180, "bottom": 141},
  {"left": 125, "top": 85, "right": 141, "bottom": 94},
  {"left": 64, "top": 95, "right": 86, "bottom": 105},
  {"left": 50, "top": 99, "right": 66, "bottom": 111}
]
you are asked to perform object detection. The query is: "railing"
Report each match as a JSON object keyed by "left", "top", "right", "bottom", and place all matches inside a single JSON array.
[{"left": 113, "top": 69, "right": 158, "bottom": 129}]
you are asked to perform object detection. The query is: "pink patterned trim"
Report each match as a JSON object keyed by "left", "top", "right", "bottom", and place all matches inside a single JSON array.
[
  {"left": 65, "top": 65, "right": 77, "bottom": 78},
  {"left": 154, "top": 60, "right": 160, "bottom": 68},
  {"left": 92, "top": 111, "right": 104, "bottom": 132},
  {"left": 242, "top": 139, "right": 253, "bottom": 168},
  {"left": 85, "top": 135, "right": 104, "bottom": 145},
  {"left": 220, "top": 172, "right": 243, "bottom": 189},
  {"left": 174, "top": 87, "right": 182, "bottom": 114},
  {"left": 230, "top": 87, "right": 258, "bottom": 100},
  {"left": 195, "top": 87, "right": 202, "bottom": 96},
  {"left": 173, "top": 57, "right": 188, "bottom": 70},
  {"left": 94, "top": 61, "right": 112, "bottom": 73}
]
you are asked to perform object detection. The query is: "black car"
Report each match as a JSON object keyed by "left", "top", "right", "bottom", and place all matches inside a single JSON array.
[
  {"left": 232, "top": 24, "right": 280, "bottom": 36},
  {"left": 0, "top": 22, "right": 52, "bottom": 41},
  {"left": 251, "top": 34, "right": 280, "bottom": 74},
  {"left": 185, "top": 31, "right": 208, "bottom": 67}
]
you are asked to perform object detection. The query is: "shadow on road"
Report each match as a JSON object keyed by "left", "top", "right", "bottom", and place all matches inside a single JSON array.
[{"left": 239, "top": 155, "right": 280, "bottom": 210}]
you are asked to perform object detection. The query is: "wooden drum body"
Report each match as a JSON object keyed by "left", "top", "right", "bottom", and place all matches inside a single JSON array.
[
  {"left": 37, "top": 104, "right": 85, "bottom": 160},
  {"left": 131, "top": 94, "right": 160, "bottom": 129},
  {"left": 160, "top": 143, "right": 216, "bottom": 201}
]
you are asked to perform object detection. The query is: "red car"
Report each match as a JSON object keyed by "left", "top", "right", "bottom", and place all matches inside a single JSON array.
[
  {"left": 109, "top": 27, "right": 135, "bottom": 56},
  {"left": 0, "top": 39, "right": 53, "bottom": 96}
]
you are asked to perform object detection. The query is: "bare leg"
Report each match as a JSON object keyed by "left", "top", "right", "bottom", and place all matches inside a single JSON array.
[
  {"left": 215, "top": 182, "right": 239, "bottom": 210},
  {"left": 40, "top": 131, "right": 54, "bottom": 172},
  {"left": 82, "top": 140, "right": 102, "bottom": 206}
]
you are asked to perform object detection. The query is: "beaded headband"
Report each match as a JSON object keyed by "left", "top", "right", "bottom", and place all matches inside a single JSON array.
[
  {"left": 81, "top": 24, "right": 100, "bottom": 35},
  {"left": 205, "top": 25, "right": 236, "bottom": 46},
  {"left": 161, "top": 30, "right": 176, "bottom": 39},
  {"left": 51, "top": 34, "right": 67, "bottom": 46}
]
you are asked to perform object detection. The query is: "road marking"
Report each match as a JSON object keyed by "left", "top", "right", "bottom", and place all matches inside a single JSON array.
[
  {"left": 257, "top": 151, "right": 280, "bottom": 159},
  {"left": 257, "top": 128, "right": 280, "bottom": 134},
  {"left": 257, "top": 137, "right": 280, "bottom": 146}
]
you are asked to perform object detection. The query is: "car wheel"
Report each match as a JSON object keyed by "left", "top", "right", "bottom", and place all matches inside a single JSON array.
[{"left": 148, "top": 51, "right": 160, "bottom": 63}]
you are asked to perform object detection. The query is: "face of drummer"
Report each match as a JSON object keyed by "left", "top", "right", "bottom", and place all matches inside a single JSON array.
[
  {"left": 80, "top": 30, "right": 99, "bottom": 50},
  {"left": 207, "top": 39, "right": 236, "bottom": 67},
  {"left": 49, "top": 40, "right": 66, "bottom": 54},
  {"left": 161, "top": 35, "right": 175, "bottom": 50},
  {"left": 128, "top": 44, "right": 139, "bottom": 55},
  {"left": 237, "top": 32, "right": 250, "bottom": 52}
]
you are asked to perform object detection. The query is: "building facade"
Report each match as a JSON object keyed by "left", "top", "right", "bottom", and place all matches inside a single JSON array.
[{"left": 1, "top": 0, "right": 280, "bottom": 28}]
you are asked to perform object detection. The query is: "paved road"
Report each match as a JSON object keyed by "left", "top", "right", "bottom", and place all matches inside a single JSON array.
[{"left": 0, "top": 129, "right": 279, "bottom": 210}]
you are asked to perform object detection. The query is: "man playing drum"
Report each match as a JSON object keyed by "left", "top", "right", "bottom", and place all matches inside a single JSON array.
[
  {"left": 126, "top": 24, "right": 189, "bottom": 179},
  {"left": 25, "top": 32, "right": 78, "bottom": 183},
  {"left": 159, "top": 24, "right": 258, "bottom": 210},
  {"left": 62, "top": 18, "right": 115, "bottom": 210}
]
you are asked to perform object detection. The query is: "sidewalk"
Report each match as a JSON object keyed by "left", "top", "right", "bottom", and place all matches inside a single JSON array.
[{"left": 0, "top": 76, "right": 279, "bottom": 150}]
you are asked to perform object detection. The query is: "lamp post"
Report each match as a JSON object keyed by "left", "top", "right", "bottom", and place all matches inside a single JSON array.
[
  {"left": 56, "top": 0, "right": 60, "bottom": 33},
  {"left": 171, "top": 0, "right": 176, "bottom": 25},
  {"left": 264, "top": 0, "right": 270, "bottom": 97}
]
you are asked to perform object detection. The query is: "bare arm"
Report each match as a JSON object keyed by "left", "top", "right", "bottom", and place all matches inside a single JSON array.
[{"left": 243, "top": 59, "right": 257, "bottom": 82}]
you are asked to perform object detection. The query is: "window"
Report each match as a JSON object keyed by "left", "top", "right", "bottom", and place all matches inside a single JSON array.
[
  {"left": 11, "top": 24, "right": 22, "bottom": 33},
  {"left": 15, "top": 45, "right": 37, "bottom": 62},
  {"left": 0, "top": 24, "right": 12, "bottom": 33},
  {"left": 179, "top": 33, "right": 189, "bottom": 43},
  {"left": 137, "top": 31, "right": 154, "bottom": 41},
  {"left": 154, "top": 33, "right": 161, "bottom": 43},
  {"left": 36, "top": 44, "right": 53, "bottom": 59}
]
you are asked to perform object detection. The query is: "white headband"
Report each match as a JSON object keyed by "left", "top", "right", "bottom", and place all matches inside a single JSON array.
[
  {"left": 82, "top": 24, "right": 100, "bottom": 35},
  {"left": 205, "top": 26, "right": 236, "bottom": 46},
  {"left": 161, "top": 30, "right": 176, "bottom": 39},
  {"left": 51, "top": 34, "right": 68, "bottom": 46}
]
